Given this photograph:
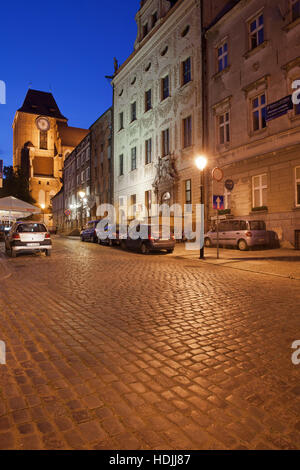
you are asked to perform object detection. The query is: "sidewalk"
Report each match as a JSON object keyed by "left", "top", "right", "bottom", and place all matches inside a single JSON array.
[
  {"left": 0, "top": 247, "right": 11, "bottom": 281},
  {"left": 172, "top": 243, "right": 300, "bottom": 280}
]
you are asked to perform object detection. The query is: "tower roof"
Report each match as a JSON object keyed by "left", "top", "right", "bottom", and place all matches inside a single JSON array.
[{"left": 18, "top": 89, "right": 68, "bottom": 120}]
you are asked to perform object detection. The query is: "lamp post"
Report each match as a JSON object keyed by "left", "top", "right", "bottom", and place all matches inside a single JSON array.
[
  {"left": 78, "top": 191, "right": 85, "bottom": 230},
  {"left": 195, "top": 155, "right": 208, "bottom": 259}
]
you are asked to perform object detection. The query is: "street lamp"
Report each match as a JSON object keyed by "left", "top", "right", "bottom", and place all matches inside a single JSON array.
[{"left": 195, "top": 155, "right": 208, "bottom": 259}]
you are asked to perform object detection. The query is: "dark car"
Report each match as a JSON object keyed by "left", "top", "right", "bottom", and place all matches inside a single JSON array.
[
  {"left": 96, "top": 223, "right": 128, "bottom": 246},
  {"left": 81, "top": 220, "right": 101, "bottom": 243},
  {"left": 121, "top": 224, "right": 176, "bottom": 255}
]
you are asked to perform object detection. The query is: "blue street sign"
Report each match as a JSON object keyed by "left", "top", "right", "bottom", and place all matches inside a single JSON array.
[{"left": 213, "top": 195, "right": 224, "bottom": 211}]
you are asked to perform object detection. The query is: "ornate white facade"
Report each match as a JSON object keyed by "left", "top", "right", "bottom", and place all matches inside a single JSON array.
[{"left": 112, "top": 0, "right": 203, "bottom": 221}]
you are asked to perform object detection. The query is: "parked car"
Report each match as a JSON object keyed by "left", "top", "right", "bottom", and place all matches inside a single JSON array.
[
  {"left": 204, "top": 219, "right": 270, "bottom": 251},
  {"left": 97, "top": 224, "right": 128, "bottom": 247},
  {"left": 121, "top": 224, "right": 176, "bottom": 255},
  {"left": 5, "top": 221, "right": 52, "bottom": 258},
  {"left": 81, "top": 220, "right": 101, "bottom": 243}
]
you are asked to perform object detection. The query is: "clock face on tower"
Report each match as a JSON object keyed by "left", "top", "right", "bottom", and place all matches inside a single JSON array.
[{"left": 36, "top": 117, "right": 50, "bottom": 131}]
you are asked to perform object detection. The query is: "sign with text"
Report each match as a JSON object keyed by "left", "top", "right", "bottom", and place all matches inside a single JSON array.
[{"left": 266, "top": 95, "right": 293, "bottom": 121}]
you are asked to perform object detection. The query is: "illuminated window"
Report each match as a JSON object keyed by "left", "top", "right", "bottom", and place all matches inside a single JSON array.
[
  {"left": 185, "top": 180, "right": 192, "bottom": 205},
  {"left": 217, "top": 42, "right": 228, "bottom": 72},
  {"left": 249, "top": 14, "right": 264, "bottom": 50},
  {"left": 252, "top": 174, "right": 267, "bottom": 208},
  {"left": 40, "top": 131, "right": 48, "bottom": 150},
  {"left": 252, "top": 94, "right": 267, "bottom": 131}
]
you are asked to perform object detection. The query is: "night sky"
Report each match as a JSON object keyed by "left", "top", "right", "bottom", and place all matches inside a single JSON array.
[{"left": 0, "top": 0, "right": 139, "bottom": 167}]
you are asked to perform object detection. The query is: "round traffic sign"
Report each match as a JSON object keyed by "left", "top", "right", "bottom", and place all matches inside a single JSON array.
[{"left": 212, "top": 167, "right": 224, "bottom": 182}]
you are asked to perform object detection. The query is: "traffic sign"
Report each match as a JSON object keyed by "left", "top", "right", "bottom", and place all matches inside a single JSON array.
[
  {"left": 212, "top": 167, "right": 224, "bottom": 182},
  {"left": 213, "top": 195, "right": 224, "bottom": 211},
  {"left": 225, "top": 179, "right": 234, "bottom": 191}
]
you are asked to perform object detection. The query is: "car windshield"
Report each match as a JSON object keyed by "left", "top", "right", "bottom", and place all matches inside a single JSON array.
[
  {"left": 249, "top": 221, "right": 266, "bottom": 231},
  {"left": 17, "top": 224, "right": 47, "bottom": 233}
]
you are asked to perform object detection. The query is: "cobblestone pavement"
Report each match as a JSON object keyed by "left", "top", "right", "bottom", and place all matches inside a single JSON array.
[{"left": 0, "top": 237, "right": 299, "bottom": 450}]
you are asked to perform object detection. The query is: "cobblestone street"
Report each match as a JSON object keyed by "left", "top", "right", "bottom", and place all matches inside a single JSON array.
[{"left": 0, "top": 237, "right": 299, "bottom": 450}]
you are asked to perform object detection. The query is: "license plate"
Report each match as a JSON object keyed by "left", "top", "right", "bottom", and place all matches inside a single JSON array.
[{"left": 27, "top": 243, "right": 40, "bottom": 247}]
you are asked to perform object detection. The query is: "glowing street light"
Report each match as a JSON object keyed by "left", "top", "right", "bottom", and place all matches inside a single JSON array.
[
  {"left": 195, "top": 155, "right": 208, "bottom": 259},
  {"left": 78, "top": 191, "right": 85, "bottom": 199}
]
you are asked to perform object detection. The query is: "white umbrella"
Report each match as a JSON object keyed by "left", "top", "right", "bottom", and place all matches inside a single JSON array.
[{"left": 0, "top": 196, "right": 40, "bottom": 223}]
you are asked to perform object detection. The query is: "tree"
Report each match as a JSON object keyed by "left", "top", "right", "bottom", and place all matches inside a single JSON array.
[{"left": 0, "top": 166, "right": 36, "bottom": 204}]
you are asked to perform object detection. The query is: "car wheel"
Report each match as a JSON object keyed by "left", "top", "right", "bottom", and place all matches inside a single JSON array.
[
  {"left": 141, "top": 243, "right": 149, "bottom": 255},
  {"left": 205, "top": 238, "right": 212, "bottom": 248},
  {"left": 167, "top": 249, "right": 174, "bottom": 254},
  {"left": 46, "top": 250, "right": 51, "bottom": 257},
  {"left": 121, "top": 240, "right": 127, "bottom": 251},
  {"left": 81, "top": 236, "right": 85, "bottom": 242},
  {"left": 109, "top": 239, "right": 114, "bottom": 247},
  {"left": 238, "top": 239, "right": 248, "bottom": 251},
  {"left": 11, "top": 249, "right": 16, "bottom": 258}
]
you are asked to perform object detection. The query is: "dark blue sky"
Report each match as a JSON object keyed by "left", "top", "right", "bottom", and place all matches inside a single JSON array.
[{"left": 0, "top": 0, "right": 139, "bottom": 167}]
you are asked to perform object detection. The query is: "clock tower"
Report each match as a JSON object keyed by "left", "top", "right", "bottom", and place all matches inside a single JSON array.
[{"left": 13, "top": 89, "right": 88, "bottom": 226}]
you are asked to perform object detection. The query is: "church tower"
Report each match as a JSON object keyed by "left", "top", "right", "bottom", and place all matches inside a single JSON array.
[{"left": 13, "top": 89, "right": 88, "bottom": 225}]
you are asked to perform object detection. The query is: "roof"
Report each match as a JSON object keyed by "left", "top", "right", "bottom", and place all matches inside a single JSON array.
[
  {"left": 57, "top": 122, "right": 89, "bottom": 147},
  {"left": 18, "top": 89, "right": 68, "bottom": 120}
]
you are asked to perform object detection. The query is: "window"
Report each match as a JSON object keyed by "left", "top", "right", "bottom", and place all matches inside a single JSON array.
[
  {"left": 143, "top": 23, "right": 148, "bottom": 38},
  {"left": 252, "top": 174, "right": 267, "bottom": 208},
  {"left": 145, "top": 89, "right": 152, "bottom": 112},
  {"left": 145, "top": 190, "right": 152, "bottom": 213},
  {"left": 182, "top": 57, "right": 191, "bottom": 85},
  {"left": 131, "top": 147, "right": 137, "bottom": 171},
  {"left": 77, "top": 174, "right": 80, "bottom": 185},
  {"left": 145, "top": 138, "right": 152, "bottom": 165},
  {"left": 40, "top": 131, "right": 48, "bottom": 150},
  {"left": 161, "top": 76, "right": 170, "bottom": 100},
  {"left": 249, "top": 13, "right": 264, "bottom": 50},
  {"left": 119, "top": 154, "right": 124, "bottom": 176},
  {"left": 291, "top": 0, "right": 300, "bottom": 21},
  {"left": 296, "top": 167, "right": 300, "bottom": 206},
  {"left": 218, "top": 112, "right": 230, "bottom": 144},
  {"left": 162, "top": 129, "right": 170, "bottom": 157},
  {"left": 252, "top": 94, "right": 267, "bottom": 131},
  {"left": 217, "top": 42, "right": 228, "bottom": 72},
  {"left": 131, "top": 102, "right": 137, "bottom": 122},
  {"left": 183, "top": 116, "right": 192, "bottom": 148},
  {"left": 119, "top": 112, "right": 124, "bottom": 131},
  {"left": 185, "top": 180, "right": 192, "bottom": 205},
  {"left": 86, "top": 167, "right": 90, "bottom": 180},
  {"left": 294, "top": 79, "right": 300, "bottom": 115},
  {"left": 81, "top": 170, "right": 85, "bottom": 183},
  {"left": 152, "top": 12, "right": 158, "bottom": 28},
  {"left": 130, "top": 195, "right": 137, "bottom": 217}
]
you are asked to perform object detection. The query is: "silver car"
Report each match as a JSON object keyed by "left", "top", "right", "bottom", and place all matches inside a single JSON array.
[
  {"left": 5, "top": 221, "right": 52, "bottom": 258},
  {"left": 204, "top": 219, "right": 270, "bottom": 251}
]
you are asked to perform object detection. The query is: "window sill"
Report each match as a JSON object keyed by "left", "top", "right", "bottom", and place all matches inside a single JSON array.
[
  {"left": 161, "top": 95, "right": 171, "bottom": 103},
  {"left": 182, "top": 145, "right": 194, "bottom": 153},
  {"left": 213, "top": 66, "right": 231, "bottom": 80},
  {"left": 181, "top": 80, "right": 193, "bottom": 90},
  {"left": 249, "top": 127, "right": 268, "bottom": 138},
  {"left": 283, "top": 17, "right": 300, "bottom": 32},
  {"left": 293, "top": 206, "right": 300, "bottom": 211},
  {"left": 145, "top": 108, "right": 153, "bottom": 114},
  {"left": 244, "top": 40, "right": 269, "bottom": 60},
  {"left": 216, "top": 142, "right": 231, "bottom": 152}
]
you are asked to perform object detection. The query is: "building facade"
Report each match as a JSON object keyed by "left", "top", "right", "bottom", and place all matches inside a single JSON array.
[
  {"left": 13, "top": 89, "right": 88, "bottom": 227},
  {"left": 90, "top": 108, "right": 113, "bottom": 219},
  {"left": 112, "top": 0, "right": 205, "bottom": 223},
  {"left": 206, "top": 0, "right": 300, "bottom": 246},
  {"left": 63, "top": 133, "right": 92, "bottom": 231}
]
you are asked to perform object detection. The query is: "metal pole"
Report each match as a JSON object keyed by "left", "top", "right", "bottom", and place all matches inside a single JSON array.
[
  {"left": 200, "top": 169, "right": 204, "bottom": 259},
  {"left": 217, "top": 212, "right": 220, "bottom": 260}
]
